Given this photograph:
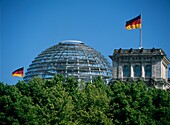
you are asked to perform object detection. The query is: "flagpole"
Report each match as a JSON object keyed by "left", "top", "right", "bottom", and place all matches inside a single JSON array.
[
  {"left": 140, "top": 27, "right": 142, "bottom": 48},
  {"left": 139, "top": 13, "right": 142, "bottom": 49}
]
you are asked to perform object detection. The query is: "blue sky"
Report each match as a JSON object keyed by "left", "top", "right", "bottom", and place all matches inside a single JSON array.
[{"left": 1, "top": 0, "right": 170, "bottom": 84}]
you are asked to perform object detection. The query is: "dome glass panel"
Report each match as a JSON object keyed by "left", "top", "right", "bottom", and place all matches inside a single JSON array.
[{"left": 24, "top": 40, "right": 112, "bottom": 83}]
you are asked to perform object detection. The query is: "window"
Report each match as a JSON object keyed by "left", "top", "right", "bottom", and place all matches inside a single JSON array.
[
  {"left": 145, "top": 65, "right": 151, "bottom": 77},
  {"left": 123, "top": 65, "right": 130, "bottom": 77},
  {"left": 134, "top": 65, "right": 141, "bottom": 77}
]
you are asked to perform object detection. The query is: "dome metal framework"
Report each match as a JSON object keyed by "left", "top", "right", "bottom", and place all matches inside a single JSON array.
[{"left": 24, "top": 40, "right": 112, "bottom": 83}]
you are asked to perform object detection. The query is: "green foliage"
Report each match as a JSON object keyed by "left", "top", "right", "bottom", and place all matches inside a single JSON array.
[
  {"left": 0, "top": 77, "right": 170, "bottom": 124},
  {"left": 108, "top": 80, "right": 170, "bottom": 125},
  {"left": 73, "top": 77, "right": 112, "bottom": 125}
]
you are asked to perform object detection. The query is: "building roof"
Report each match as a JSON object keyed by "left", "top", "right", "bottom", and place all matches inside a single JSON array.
[
  {"left": 112, "top": 48, "right": 166, "bottom": 56},
  {"left": 109, "top": 48, "right": 170, "bottom": 65}
]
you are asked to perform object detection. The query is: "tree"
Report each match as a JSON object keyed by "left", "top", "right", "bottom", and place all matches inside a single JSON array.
[
  {"left": 24, "top": 76, "right": 75, "bottom": 125},
  {"left": 148, "top": 88, "right": 170, "bottom": 125},
  {"left": 0, "top": 76, "right": 170, "bottom": 124},
  {"left": 74, "top": 77, "right": 112, "bottom": 125},
  {"left": 0, "top": 82, "right": 38, "bottom": 125},
  {"left": 108, "top": 80, "right": 155, "bottom": 125}
]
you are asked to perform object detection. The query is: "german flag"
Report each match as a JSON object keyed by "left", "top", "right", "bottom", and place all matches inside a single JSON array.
[
  {"left": 12, "top": 67, "right": 24, "bottom": 77},
  {"left": 125, "top": 15, "right": 142, "bottom": 30}
]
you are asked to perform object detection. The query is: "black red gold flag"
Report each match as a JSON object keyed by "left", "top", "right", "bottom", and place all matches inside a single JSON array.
[
  {"left": 12, "top": 67, "right": 24, "bottom": 77},
  {"left": 125, "top": 15, "right": 142, "bottom": 30}
]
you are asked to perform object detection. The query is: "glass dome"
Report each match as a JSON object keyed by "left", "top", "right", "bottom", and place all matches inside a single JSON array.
[{"left": 24, "top": 40, "right": 112, "bottom": 83}]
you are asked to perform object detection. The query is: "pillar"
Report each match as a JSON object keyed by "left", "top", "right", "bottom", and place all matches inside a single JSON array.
[
  {"left": 141, "top": 64, "right": 145, "bottom": 78},
  {"left": 130, "top": 64, "right": 134, "bottom": 78}
]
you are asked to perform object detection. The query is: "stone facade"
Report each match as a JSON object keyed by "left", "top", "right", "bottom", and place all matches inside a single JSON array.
[{"left": 109, "top": 48, "right": 170, "bottom": 89}]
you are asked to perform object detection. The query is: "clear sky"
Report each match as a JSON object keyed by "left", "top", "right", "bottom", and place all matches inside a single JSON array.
[{"left": 1, "top": 0, "right": 170, "bottom": 84}]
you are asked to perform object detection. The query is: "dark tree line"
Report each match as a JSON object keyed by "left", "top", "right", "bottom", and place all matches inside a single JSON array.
[{"left": 0, "top": 75, "right": 170, "bottom": 125}]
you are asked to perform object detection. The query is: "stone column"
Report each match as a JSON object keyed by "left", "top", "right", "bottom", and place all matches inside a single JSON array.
[
  {"left": 130, "top": 64, "right": 134, "bottom": 78},
  {"left": 166, "top": 67, "right": 168, "bottom": 81},
  {"left": 118, "top": 66, "right": 123, "bottom": 80},
  {"left": 112, "top": 62, "right": 118, "bottom": 79},
  {"left": 141, "top": 64, "right": 145, "bottom": 78},
  {"left": 152, "top": 65, "right": 156, "bottom": 79}
]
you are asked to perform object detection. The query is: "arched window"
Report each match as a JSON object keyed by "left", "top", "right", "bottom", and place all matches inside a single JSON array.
[
  {"left": 134, "top": 65, "right": 141, "bottom": 77},
  {"left": 145, "top": 65, "right": 151, "bottom": 77},
  {"left": 123, "top": 65, "right": 130, "bottom": 77}
]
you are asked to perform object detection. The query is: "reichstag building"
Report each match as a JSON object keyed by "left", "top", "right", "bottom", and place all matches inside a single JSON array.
[
  {"left": 24, "top": 40, "right": 170, "bottom": 89},
  {"left": 109, "top": 48, "right": 170, "bottom": 89}
]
